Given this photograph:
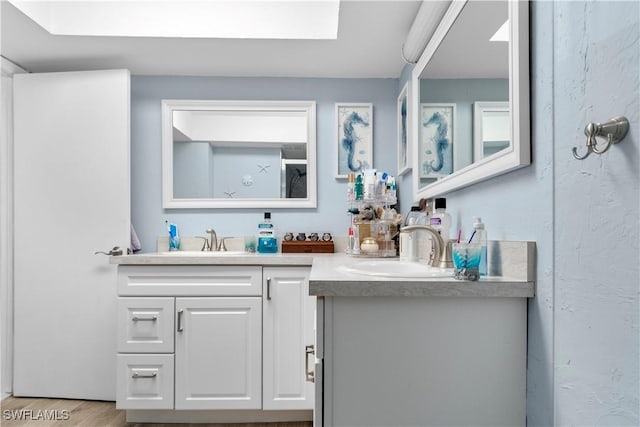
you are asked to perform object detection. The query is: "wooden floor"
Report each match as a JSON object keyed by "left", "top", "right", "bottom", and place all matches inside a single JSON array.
[{"left": 1, "top": 397, "right": 313, "bottom": 427}]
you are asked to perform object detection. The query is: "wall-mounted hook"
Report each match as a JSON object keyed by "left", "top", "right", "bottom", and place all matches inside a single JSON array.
[{"left": 572, "top": 116, "right": 629, "bottom": 160}]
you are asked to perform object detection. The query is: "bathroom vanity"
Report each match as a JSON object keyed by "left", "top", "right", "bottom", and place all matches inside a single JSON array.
[
  {"left": 111, "top": 254, "right": 317, "bottom": 423},
  {"left": 111, "top": 241, "right": 534, "bottom": 426},
  {"left": 310, "top": 241, "right": 535, "bottom": 427}
]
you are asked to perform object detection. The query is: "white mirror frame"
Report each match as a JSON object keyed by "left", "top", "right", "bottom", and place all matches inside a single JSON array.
[
  {"left": 412, "top": 0, "right": 529, "bottom": 200},
  {"left": 162, "top": 99, "right": 317, "bottom": 209}
]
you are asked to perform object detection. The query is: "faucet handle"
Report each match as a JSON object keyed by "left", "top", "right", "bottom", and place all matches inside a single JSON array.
[
  {"left": 195, "top": 236, "right": 210, "bottom": 251},
  {"left": 218, "top": 237, "right": 234, "bottom": 252},
  {"left": 437, "top": 239, "right": 455, "bottom": 269}
]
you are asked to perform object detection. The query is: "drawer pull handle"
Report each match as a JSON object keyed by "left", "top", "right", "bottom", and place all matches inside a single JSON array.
[
  {"left": 132, "top": 315, "right": 157, "bottom": 322},
  {"left": 267, "top": 277, "right": 272, "bottom": 300},
  {"left": 131, "top": 372, "right": 157, "bottom": 379},
  {"left": 305, "top": 344, "right": 315, "bottom": 383},
  {"left": 177, "top": 309, "right": 184, "bottom": 332}
]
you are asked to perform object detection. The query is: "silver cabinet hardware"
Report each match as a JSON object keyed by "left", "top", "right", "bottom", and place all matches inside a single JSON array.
[
  {"left": 177, "top": 309, "right": 184, "bottom": 332},
  {"left": 573, "top": 115, "right": 629, "bottom": 160},
  {"left": 266, "top": 277, "right": 272, "bottom": 300},
  {"left": 305, "top": 345, "right": 315, "bottom": 383},
  {"left": 132, "top": 315, "right": 158, "bottom": 322},
  {"left": 131, "top": 371, "right": 157, "bottom": 379}
]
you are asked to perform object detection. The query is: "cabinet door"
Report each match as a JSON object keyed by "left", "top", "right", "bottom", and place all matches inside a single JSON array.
[
  {"left": 175, "top": 297, "right": 262, "bottom": 410},
  {"left": 263, "top": 267, "right": 315, "bottom": 410}
]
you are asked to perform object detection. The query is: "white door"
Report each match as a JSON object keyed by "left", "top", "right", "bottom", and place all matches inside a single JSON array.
[
  {"left": 13, "top": 70, "right": 130, "bottom": 400},
  {"left": 263, "top": 267, "right": 315, "bottom": 410},
  {"left": 175, "top": 297, "right": 262, "bottom": 410}
]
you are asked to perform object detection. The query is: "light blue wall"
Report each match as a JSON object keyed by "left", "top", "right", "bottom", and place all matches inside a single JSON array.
[
  {"left": 131, "top": 76, "right": 399, "bottom": 251},
  {"left": 397, "top": 1, "right": 639, "bottom": 425},
  {"left": 552, "top": 1, "right": 638, "bottom": 425},
  {"left": 173, "top": 141, "right": 211, "bottom": 198}
]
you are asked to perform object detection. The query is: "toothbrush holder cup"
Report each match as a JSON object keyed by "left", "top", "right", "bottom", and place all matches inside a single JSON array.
[{"left": 452, "top": 242, "right": 482, "bottom": 281}]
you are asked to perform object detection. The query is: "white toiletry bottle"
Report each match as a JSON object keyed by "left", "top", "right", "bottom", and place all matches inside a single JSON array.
[
  {"left": 429, "top": 198, "right": 451, "bottom": 240},
  {"left": 472, "top": 217, "right": 488, "bottom": 276},
  {"left": 405, "top": 206, "right": 422, "bottom": 226}
]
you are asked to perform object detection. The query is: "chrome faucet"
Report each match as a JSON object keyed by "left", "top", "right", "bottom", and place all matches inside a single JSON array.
[
  {"left": 205, "top": 228, "right": 218, "bottom": 252},
  {"left": 401, "top": 224, "right": 453, "bottom": 268}
]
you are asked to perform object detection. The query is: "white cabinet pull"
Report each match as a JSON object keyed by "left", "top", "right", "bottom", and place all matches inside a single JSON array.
[
  {"left": 177, "top": 309, "right": 184, "bottom": 332},
  {"left": 266, "top": 277, "right": 272, "bottom": 300},
  {"left": 305, "top": 345, "right": 315, "bottom": 383},
  {"left": 131, "top": 371, "right": 157, "bottom": 379},
  {"left": 131, "top": 315, "right": 157, "bottom": 322}
]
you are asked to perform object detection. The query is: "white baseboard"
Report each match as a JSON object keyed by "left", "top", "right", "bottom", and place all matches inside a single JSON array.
[{"left": 127, "top": 409, "right": 313, "bottom": 423}]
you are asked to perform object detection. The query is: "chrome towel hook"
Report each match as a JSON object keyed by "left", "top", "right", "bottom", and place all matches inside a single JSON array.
[{"left": 572, "top": 116, "right": 629, "bottom": 160}]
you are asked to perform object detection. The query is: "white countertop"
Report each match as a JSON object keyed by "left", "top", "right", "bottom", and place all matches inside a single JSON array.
[{"left": 111, "top": 248, "right": 535, "bottom": 298}]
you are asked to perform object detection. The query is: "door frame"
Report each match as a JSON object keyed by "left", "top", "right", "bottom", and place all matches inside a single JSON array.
[{"left": 0, "top": 57, "right": 26, "bottom": 399}]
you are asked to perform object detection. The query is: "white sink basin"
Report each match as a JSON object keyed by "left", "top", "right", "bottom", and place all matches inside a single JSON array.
[
  {"left": 157, "top": 251, "right": 250, "bottom": 256},
  {"left": 338, "top": 260, "right": 453, "bottom": 278}
]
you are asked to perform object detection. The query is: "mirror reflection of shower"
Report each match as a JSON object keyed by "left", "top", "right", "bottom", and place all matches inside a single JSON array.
[{"left": 282, "top": 160, "right": 308, "bottom": 199}]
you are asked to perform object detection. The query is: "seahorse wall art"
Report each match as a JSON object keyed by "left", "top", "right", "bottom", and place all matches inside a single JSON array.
[
  {"left": 338, "top": 107, "right": 371, "bottom": 175},
  {"left": 421, "top": 106, "right": 453, "bottom": 177}
]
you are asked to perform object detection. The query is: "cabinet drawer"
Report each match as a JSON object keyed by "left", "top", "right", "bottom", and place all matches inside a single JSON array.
[
  {"left": 116, "top": 354, "right": 174, "bottom": 410},
  {"left": 117, "top": 298, "right": 174, "bottom": 353},
  {"left": 118, "top": 266, "right": 262, "bottom": 296}
]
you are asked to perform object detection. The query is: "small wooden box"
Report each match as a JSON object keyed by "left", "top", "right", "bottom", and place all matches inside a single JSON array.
[{"left": 281, "top": 241, "right": 334, "bottom": 254}]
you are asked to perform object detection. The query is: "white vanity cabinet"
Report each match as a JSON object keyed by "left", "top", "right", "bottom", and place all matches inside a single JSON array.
[
  {"left": 114, "top": 263, "right": 314, "bottom": 422},
  {"left": 262, "top": 267, "right": 315, "bottom": 410},
  {"left": 175, "top": 297, "right": 262, "bottom": 410}
]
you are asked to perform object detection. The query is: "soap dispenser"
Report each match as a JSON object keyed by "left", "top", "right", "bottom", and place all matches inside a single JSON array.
[{"left": 471, "top": 217, "right": 488, "bottom": 276}]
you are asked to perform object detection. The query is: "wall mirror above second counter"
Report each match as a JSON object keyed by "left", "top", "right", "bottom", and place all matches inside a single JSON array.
[
  {"left": 412, "top": 0, "right": 529, "bottom": 200},
  {"left": 162, "top": 100, "right": 317, "bottom": 209}
]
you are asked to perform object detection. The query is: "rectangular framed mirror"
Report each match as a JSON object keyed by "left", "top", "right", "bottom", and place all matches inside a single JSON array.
[
  {"left": 162, "top": 100, "right": 317, "bottom": 209},
  {"left": 412, "top": 0, "right": 529, "bottom": 200}
]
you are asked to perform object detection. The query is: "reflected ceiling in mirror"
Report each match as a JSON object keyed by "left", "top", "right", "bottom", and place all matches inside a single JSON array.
[
  {"left": 412, "top": 0, "right": 529, "bottom": 200},
  {"left": 162, "top": 100, "right": 317, "bottom": 209}
]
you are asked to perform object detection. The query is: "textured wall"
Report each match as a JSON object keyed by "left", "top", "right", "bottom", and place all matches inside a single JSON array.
[
  {"left": 131, "top": 76, "right": 398, "bottom": 251},
  {"left": 403, "top": 1, "right": 639, "bottom": 424},
  {"left": 553, "top": 1, "right": 639, "bottom": 424}
]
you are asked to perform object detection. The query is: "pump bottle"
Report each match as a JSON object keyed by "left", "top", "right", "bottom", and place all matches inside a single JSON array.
[{"left": 471, "top": 217, "right": 488, "bottom": 276}]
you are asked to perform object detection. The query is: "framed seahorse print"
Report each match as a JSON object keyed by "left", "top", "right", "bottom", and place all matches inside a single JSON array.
[
  {"left": 335, "top": 103, "right": 373, "bottom": 178},
  {"left": 420, "top": 103, "right": 455, "bottom": 178}
]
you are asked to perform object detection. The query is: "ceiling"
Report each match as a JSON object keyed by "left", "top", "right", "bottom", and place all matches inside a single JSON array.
[{"left": 1, "top": 0, "right": 423, "bottom": 78}]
